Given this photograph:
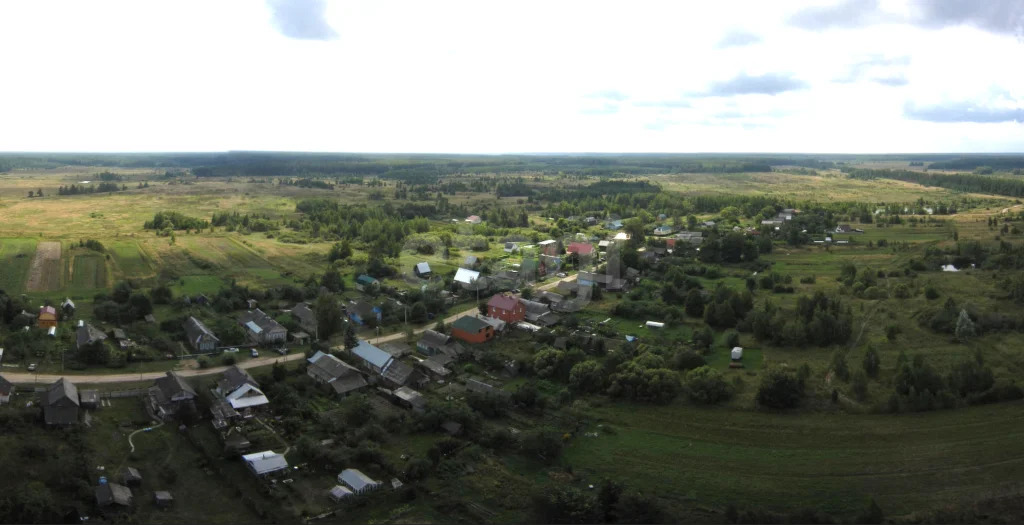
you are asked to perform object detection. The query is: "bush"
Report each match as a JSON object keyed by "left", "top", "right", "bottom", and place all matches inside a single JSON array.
[
  {"left": 671, "top": 350, "right": 706, "bottom": 371},
  {"left": 684, "top": 366, "right": 733, "bottom": 404},
  {"left": 756, "top": 368, "right": 805, "bottom": 409}
]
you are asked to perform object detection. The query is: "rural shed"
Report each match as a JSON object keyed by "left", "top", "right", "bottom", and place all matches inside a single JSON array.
[
  {"left": 645, "top": 321, "right": 665, "bottom": 329},
  {"left": 731, "top": 347, "right": 743, "bottom": 360},
  {"left": 153, "top": 491, "right": 174, "bottom": 508}
]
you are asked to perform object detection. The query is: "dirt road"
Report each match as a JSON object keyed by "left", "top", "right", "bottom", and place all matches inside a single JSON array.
[
  {"left": 6, "top": 273, "right": 580, "bottom": 385},
  {"left": 4, "top": 352, "right": 307, "bottom": 385}
]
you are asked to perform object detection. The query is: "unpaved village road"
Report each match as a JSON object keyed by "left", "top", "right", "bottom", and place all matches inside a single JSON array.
[{"left": 5, "top": 274, "right": 579, "bottom": 385}]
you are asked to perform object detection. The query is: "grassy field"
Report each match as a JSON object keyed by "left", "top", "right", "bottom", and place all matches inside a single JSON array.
[
  {"left": 108, "top": 240, "right": 156, "bottom": 281},
  {"left": 68, "top": 253, "right": 109, "bottom": 291},
  {"left": 564, "top": 400, "right": 1024, "bottom": 517},
  {"left": 0, "top": 237, "right": 36, "bottom": 292}
]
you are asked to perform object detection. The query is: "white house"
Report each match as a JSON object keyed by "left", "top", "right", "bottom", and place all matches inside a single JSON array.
[{"left": 243, "top": 451, "right": 288, "bottom": 476}]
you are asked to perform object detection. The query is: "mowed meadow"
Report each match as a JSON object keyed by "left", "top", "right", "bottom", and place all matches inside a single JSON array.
[{"left": 0, "top": 169, "right": 346, "bottom": 299}]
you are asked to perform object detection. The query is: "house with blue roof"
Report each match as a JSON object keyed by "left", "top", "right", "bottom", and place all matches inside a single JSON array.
[{"left": 351, "top": 340, "right": 394, "bottom": 374}]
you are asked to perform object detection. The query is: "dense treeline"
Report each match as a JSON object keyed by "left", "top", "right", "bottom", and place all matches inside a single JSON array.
[
  {"left": 928, "top": 156, "right": 1024, "bottom": 171},
  {"left": 143, "top": 211, "right": 209, "bottom": 231},
  {"left": 845, "top": 168, "right": 1024, "bottom": 198},
  {"left": 211, "top": 212, "right": 278, "bottom": 232},
  {"left": 57, "top": 182, "right": 124, "bottom": 195}
]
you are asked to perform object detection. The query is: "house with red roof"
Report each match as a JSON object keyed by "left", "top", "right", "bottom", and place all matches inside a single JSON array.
[
  {"left": 567, "top": 242, "right": 594, "bottom": 256},
  {"left": 487, "top": 294, "right": 525, "bottom": 323}
]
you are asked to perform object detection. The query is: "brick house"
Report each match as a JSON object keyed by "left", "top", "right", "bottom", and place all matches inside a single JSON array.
[
  {"left": 487, "top": 294, "right": 525, "bottom": 324},
  {"left": 451, "top": 316, "right": 494, "bottom": 344}
]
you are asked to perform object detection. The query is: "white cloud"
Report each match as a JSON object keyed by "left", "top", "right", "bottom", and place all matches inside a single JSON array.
[{"left": 0, "top": 0, "right": 1021, "bottom": 153}]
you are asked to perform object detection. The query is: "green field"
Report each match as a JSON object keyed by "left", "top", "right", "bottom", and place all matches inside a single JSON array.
[
  {"left": 170, "top": 274, "right": 228, "bottom": 297},
  {"left": 109, "top": 240, "right": 155, "bottom": 280},
  {"left": 565, "top": 401, "right": 1024, "bottom": 517},
  {"left": 68, "top": 253, "right": 108, "bottom": 291},
  {"left": 0, "top": 237, "right": 36, "bottom": 292}
]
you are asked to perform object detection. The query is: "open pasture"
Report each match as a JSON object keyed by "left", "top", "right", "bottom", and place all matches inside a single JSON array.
[{"left": 565, "top": 401, "right": 1024, "bottom": 517}]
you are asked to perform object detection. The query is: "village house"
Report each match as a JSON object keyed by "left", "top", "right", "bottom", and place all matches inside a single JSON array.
[
  {"left": 577, "top": 271, "right": 625, "bottom": 291},
  {"left": 238, "top": 309, "right": 288, "bottom": 345},
  {"left": 653, "top": 225, "right": 674, "bottom": 236},
  {"left": 37, "top": 305, "right": 58, "bottom": 329},
  {"left": 146, "top": 371, "right": 197, "bottom": 421},
  {"left": 355, "top": 274, "right": 379, "bottom": 292},
  {"left": 43, "top": 377, "right": 79, "bottom": 425},
  {"left": 76, "top": 321, "right": 107, "bottom": 351},
  {"left": 121, "top": 467, "right": 143, "bottom": 488},
  {"left": 306, "top": 351, "right": 368, "bottom": 397},
  {"left": 291, "top": 302, "right": 318, "bottom": 339},
  {"left": 567, "top": 241, "right": 595, "bottom": 257},
  {"left": 605, "top": 219, "right": 624, "bottom": 230},
  {"left": 520, "top": 257, "right": 546, "bottom": 281},
  {"left": 451, "top": 316, "right": 494, "bottom": 344},
  {"left": 216, "top": 366, "right": 269, "bottom": 418},
  {"left": 465, "top": 215, "right": 482, "bottom": 224},
  {"left": 243, "top": 451, "right": 288, "bottom": 477},
  {"left": 0, "top": 374, "right": 12, "bottom": 404},
  {"left": 454, "top": 267, "right": 487, "bottom": 291},
  {"left": 520, "top": 299, "right": 561, "bottom": 326},
  {"left": 503, "top": 242, "right": 519, "bottom": 253},
  {"left": 413, "top": 262, "right": 432, "bottom": 278},
  {"left": 350, "top": 340, "right": 394, "bottom": 374},
  {"left": 348, "top": 300, "right": 381, "bottom": 326},
  {"left": 378, "top": 341, "right": 412, "bottom": 358},
  {"left": 417, "top": 356, "right": 452, "bottom": 379},
  {"left": 487, "top": 293, "right": 525, "bottom": 323},
  {"left": 392, "top": 386, "right": 426, "bottom": 412},
  {"left": 183, "top": 316, "right": 219, "bottom": 353},
  {"left": 60, "top": 298, "right": 75, "bottom": 319},
  {"left": 538, "top": 239, "right": 559, "bottom": 256},
  {"left": 416, "top": 329, "right": 460, "bottom": 357},
  {"left": 95, "top": 482, "right": 133, "bottom": 508},
  {"left": 667, "top": 231, "right": 704, "bottom": 248}
]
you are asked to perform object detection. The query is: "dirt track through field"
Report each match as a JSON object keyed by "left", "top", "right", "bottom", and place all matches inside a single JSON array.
[{"left": 25, "top": 241, "right": 60, "bottom": 291}]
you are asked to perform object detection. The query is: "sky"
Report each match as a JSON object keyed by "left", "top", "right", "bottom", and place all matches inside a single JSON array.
[{"left": 1, "top": 0, "right": 1023, "bottom": 153}]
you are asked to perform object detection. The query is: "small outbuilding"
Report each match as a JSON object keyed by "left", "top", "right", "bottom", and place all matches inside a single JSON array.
[
  {"left": 329, "top": 485, "right": 354, "bottom": 502},
  {"left": 95, "top": 482, "right": 133, "bottom": 508},
  {"left": 338, "top": 468, "right": 382, "bottom": 494},
  {"left": 121, "top": 467, "right": 143, "bottom": 487},
  {"left": 153, "top": 491, "right": 174, "bottom": 508}
]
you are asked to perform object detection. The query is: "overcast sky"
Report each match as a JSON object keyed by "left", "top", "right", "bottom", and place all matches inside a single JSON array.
[{"left": 1, "top": 0, "right": 1023, "bottom": 153}]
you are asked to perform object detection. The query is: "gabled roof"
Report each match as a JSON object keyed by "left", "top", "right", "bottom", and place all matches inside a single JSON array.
[
  {"left": 452, "top": 316, "right": 490, "bottom": 333},
  {"left": 382, "top": 359, "right": 415, "bottom": 385},
  {"left": 352, "top": 340, "right": 393, "bottom": 370},
  {"left": 378, "top": 341, "right": 412, "bottom": 357},
  {"left": 76, "top": 322, "right": 107, "bottom": 348},
  {"left": 567, "top": 242, "right": 594, "bottom": 255},
  {"left": 38, "top": 305, "right": 57, "bottom": 317},
  {"left": 393, "top": 386, "right": 426, "bottom": 409},
  {"left": 219, "top": 365, "right": 258, "bottom": 394},
  {"left": 292, "top": 303, "right": 316, "bottom": 328},
  {"left": 307, "top": 351, "right": 361, "bottom": 382},
  {"left": 339, "top": 468, "right": 381, "bottom": 492},
  {"left": 183, "top": 316, "right": 218, "bottom": 346},
  {"left": 154, "top": 371, "right": 196, "bottom": 399},
  {"left": 226, "top": 383, "right": 269, "bottom": 409},
  {"left": 239, "top": 309, "right": 286, "bottom": 335},
  {"left": 46, "top": 377, "right": 79, "bottom": 408},
  {"left": 61, "top": 298, "right": 75, "bottom": 309},
  {"left": 487, "top": 294, "right": 519, "bottom": 312},
  {"left": 418, "top": 329, "right": 450, "bottom": 349},
  {"left": 415, "top": 262, "right": 431, "bottom": 274},
  {"left": 330, "top": 374, "right": 368, "bottom": 395},
  {"left": 519, "top": 299, "right": 549, "bottom": 315},
  {"left": 356, "top": 274, "right": 378, "bottom": 286},
  {"left": 349, "top": 301, "right": 378, "bottom": 319},
  {"left": 95, "top": 483, "right": 133, "bottom": 507},
  {"left": 453, "top": 267, "right": 480, "bottom": 284},
  {"left": 243, "top": 450, "right": 288, "bottom": 475}
]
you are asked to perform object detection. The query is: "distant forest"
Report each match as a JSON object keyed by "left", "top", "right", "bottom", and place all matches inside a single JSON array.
[{"left": 844, "top": 168, "right": 1024, "bottom": 198}]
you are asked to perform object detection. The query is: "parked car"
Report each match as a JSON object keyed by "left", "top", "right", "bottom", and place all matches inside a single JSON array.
[
  {"left": 251, "top": 349, "right": 259, "bottom": 358},
  {"left": 275, "top": 347, "right": 288, "bottom": 355},
  {"left": 224, "top": 347, "right": 240, "bottom": 353},
  {"left": 27, "top": 363, "right": 37, "bottom": 372},
  {"left": 556, "top": 272, "right": 567, "bottom": 278}
]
